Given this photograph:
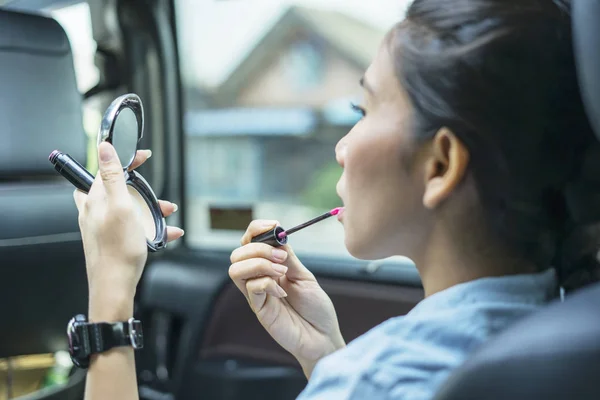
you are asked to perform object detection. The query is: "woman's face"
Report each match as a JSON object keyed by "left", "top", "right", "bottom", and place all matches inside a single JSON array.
[{"left": 336, "top": 40, "right": 430, "bottom": 260}]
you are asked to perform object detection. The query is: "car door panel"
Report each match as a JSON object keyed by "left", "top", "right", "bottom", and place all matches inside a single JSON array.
[
  {"left": 199, "top": 278, "right": 424, "bottom": 367},
  {"left": 137, "top": 257, "right": 230, "bottom": 398},
  {"left": 138, "top": 254, "right": 423, "bottom": 400}
]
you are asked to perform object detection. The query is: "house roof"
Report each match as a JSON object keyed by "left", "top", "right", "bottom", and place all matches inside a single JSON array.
[
  {"left": 185, "top": 108, "right": 317, "bottom": 137},
  {"left": 210, "top": 5, "right": 385, "bottom": 106},
  {"left": 185, "top": 100, "right": 360, "bottom": 137},
  {"left": 293, "top": 6, "right": 385, "bottom": 68}
]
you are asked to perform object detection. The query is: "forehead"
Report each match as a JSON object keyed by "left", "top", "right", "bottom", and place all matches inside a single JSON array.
[{"left": 363, "top": 38, "right": 404, "bottom": 103}]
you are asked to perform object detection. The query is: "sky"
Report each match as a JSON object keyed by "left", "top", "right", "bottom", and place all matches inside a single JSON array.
[
  {"left": 50, "top": 0, "right": 413, "bottom": 91},
  {"left": 175, "top": 0, "right": 413, "bottom": 88}
]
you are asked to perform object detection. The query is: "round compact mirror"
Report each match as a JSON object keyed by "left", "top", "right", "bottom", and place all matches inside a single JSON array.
[
  {"left": 98, "top": 93, "right": 167, "bottom": 252},
  {"left": 98, "top": 94, "right": 143, "bottom": 169}
]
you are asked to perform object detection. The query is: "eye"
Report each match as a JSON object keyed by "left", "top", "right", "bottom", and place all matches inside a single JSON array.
[{"left": 350, "top": 102, "right": 366, "bottom": 118}]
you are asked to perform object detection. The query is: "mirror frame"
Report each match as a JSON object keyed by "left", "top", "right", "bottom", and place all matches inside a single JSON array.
[
  {"left": 126, "top": 171, "right": 167, "bottom": 252},
  {"left": 97, "top": 93, "right": 167, "bottom": 252},
  {"left": 97, "top": 93, "right": 144, "bottom": 170}
]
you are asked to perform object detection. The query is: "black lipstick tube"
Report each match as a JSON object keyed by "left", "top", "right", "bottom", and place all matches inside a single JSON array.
[
  {"left": 251, "top": 209, "right": 340, "bottom": 247},
  {"left": 251, "top": 226, "right": 288, "bottom": 247},
  {"left": 49, "top": 150, "right": 94, "bottom": 193}
]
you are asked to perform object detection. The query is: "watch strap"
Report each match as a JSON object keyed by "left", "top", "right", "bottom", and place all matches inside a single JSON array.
[
  {"left": 86, "top": 322, "right": 130, "bottom": 353},
  {"left": 76, "top": 318, "right": 143, "bottom": 356}
]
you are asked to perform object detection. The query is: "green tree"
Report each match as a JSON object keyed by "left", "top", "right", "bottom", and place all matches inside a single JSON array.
[{"left": 304, "top": 161, "right": 343, "bottom": 210}]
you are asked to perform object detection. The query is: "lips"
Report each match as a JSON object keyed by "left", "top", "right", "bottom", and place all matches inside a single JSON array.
[{"left": 336, "top": 207, "right": 345, "bottom": 221}]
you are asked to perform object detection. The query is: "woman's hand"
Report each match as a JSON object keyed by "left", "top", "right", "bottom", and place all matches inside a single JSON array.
[
  {"left": 73, "top": 143, "right": 184, "bottom": 321},
  {"left": 229, "top": 221, "right": 346, "bottom": 378}
]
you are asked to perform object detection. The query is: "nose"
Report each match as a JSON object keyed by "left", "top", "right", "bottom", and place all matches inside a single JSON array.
[{"left": 335, "top": 137, "right": 347, "bottom": 167}]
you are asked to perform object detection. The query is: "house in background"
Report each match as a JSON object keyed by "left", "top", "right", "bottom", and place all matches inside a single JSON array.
[{"left": 185, "top": 5, "right": 385, "bottom": 206}]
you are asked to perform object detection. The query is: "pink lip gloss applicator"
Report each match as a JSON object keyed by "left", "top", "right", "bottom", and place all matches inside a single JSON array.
[{"left": 251, "top": 207, "right": 344, "bottom": 247}]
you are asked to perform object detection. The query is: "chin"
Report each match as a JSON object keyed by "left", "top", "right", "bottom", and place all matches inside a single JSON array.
[
  {"left": 344, "top": 234, "right": 389, "bottom": 261},
  {"left": 342, "top": 210, "right": 400, "bottom": 260}
]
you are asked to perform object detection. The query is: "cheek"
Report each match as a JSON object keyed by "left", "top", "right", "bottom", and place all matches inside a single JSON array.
[{"left": 342, "top": 126, "right": 416, "bottom": 258}]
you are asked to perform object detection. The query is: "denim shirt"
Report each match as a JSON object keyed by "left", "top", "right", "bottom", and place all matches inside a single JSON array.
[{"left": 297, "top": 269, "right": 558, "bottom": 400}]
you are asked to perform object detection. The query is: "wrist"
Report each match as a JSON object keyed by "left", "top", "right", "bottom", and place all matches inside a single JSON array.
[
  {"left": 88, "top": 291, "right": 134, "bottom": 323},
  {"left": 298, "top": 335, "right": 346, "bottom": 380}
]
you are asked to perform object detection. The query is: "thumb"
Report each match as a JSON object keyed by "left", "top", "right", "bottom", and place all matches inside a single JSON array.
[
  {"left": 97, "top": 142, "right": 127, "bottom": 199},
  {"left": 280, "top": 244, "right": 315, "bottom": 281}
]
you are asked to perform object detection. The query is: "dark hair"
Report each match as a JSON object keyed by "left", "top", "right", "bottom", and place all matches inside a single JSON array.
[{"left": 389, "top": 0, "right": 600, "bottom": 291}]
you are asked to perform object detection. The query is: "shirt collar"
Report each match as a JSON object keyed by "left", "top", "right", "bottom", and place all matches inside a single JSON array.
[{"left": 408, "top": 268, "right": 558, "bottom": 317}]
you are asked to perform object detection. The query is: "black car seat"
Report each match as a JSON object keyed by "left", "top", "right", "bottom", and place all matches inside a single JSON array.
[
  {"left": 0, "top": 7, "right": 89, "bottom": 399},
  {"left": 433, "top": 283, "right": 600, "bottom": 400},
  {"left": 433, "top": 1, "right": 600, "bottom": 399}
]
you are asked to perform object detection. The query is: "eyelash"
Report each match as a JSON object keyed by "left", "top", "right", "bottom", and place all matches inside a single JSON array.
[{"left": 350, "top": 102, "right": 366, "bottom": 117}]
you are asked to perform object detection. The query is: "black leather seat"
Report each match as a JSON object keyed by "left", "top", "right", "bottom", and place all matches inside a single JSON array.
[
  {"left": 0, "top": 8, "right": 88, "bottom": 357},
  {"left": 433, "top": 283, "right": 600, "bottom": 400},
  {"left": 434, "top": 1, "right": 600, "bottom": 399}
]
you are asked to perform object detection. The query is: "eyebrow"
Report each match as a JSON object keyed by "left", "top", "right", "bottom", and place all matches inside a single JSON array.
[{"left": 360, "top": 76, "right": 375, "bottom": 95}]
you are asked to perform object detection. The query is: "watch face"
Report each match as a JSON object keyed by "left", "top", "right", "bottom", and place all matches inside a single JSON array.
[{"left": 67, "top": 314, "right": 90, "bottom": 369}]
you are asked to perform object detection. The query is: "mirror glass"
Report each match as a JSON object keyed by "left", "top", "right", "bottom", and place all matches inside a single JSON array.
[
  {"left": 111, "top": 108, "right": 139, "bottom": 169},
  {"left": 127, "top": 185, "right": 157, "bottom": 241}
]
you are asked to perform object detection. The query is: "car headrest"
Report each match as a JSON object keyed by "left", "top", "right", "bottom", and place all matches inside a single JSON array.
[
  {"left": 433, "top": 282, "right": 600, "bottom": 400},
  {"left": 573, "top": 0, "right": 600, "bottom": 139},
  {"left": 0, "top": 9, "right": 85, "bottom": 177}
]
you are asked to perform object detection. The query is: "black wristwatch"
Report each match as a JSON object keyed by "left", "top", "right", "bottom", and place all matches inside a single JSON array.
[{"left": 67, "top": 314, "right": 144, "bottom": 369}]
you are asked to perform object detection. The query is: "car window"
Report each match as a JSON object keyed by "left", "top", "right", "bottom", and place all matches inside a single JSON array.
[{"left": 175, "top": 0, "right": 411, "bottom": 258}]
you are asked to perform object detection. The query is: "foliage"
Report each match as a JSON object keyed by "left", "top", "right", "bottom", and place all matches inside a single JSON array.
[{"left": 304, "top": 161, "right": 343, "bottom": 210}]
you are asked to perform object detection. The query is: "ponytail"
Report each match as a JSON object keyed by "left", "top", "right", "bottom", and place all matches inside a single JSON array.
[{"left": 556, "top": 144, "right": 600, "bottom": 291}]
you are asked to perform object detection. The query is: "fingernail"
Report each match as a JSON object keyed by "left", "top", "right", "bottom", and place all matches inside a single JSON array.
[
  {"left": 272, "top": 249, "right": 288, "bottom": 262},
  {"left": 99, "top": 142, "right": 114, "bottom": 162},
  {"left": 180, "top": 229, "right": 185, "bottom": 237},
  {"left": 145, "top": 150, "right": 152, "bottom": 158},
  {"left": 172, "top": 203, "right": 179, "bottom": 212},
  {"left": 272, "top": 263, "right": 288, "bottom": 275},
  {"left": 276, "top": 285, "right": 288, "bottom": 298}
]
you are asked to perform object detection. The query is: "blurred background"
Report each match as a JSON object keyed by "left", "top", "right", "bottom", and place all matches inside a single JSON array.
[
  {"left": 55, "top": 0, "right": 411, "bottom": 258},
  {"left": 176, "top": 0, "right": 408, "bottom": 256}
]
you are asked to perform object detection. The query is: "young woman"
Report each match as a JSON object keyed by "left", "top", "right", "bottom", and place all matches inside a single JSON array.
[{"left": 75, "top": 0, "right": 599, "bottom": 399}]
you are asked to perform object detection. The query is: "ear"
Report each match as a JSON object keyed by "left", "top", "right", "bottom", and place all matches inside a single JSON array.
[{"left": 422, "top": 127, "right": 470, "bottom": 209}]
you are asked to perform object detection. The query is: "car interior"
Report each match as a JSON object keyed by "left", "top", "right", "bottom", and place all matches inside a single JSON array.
[{"left": 0, "top": 0, "right": 597, "bottom": 400}]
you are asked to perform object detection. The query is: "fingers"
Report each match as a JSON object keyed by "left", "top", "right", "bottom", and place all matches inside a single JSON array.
[
  {"left": 166, "top": 226, "right": 185, "bottom": 243},
  {"left": 161, "top": 200, "right": 183, "bottom": 242},
  {"left": 159, "top": 200, "right": 178, "bottom": 217},
  {"left": 128, "top": 150, "right": 152, "bottom": 171},
  {"left": 241, "top": 219, "right": 280, "bottom": 245},
  {"left": 231, "top": 242, "right": 288, "bottom": 264},
  {"left": 229, "top": 256, "right": 288, "bottom": 296},
  {"left": 229, "top": 245, "right": 289, "bottom": 301},
  {"left": 96, "top": 142, "right": 128, "bottom": 201},
  {"left": 73, "top": 189, "right": 87, "bottom": 212},
  {"left": 246, "top": 276, "right": 287, "bottom": 312},
  {"left": 235, "top": 222, "right": 316, "bottom": 282},
  {"left": 279, "top": 243, "right": 315, "bottom": 281}
]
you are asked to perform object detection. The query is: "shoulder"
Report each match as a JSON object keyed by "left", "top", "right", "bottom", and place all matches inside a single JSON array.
[{"left": 300, "top": 298, "right": 542, "bottom": 400}]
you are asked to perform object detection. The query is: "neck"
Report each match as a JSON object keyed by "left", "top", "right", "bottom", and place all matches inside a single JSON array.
[{"left": 414, "top": 224, "right": 538, "bottom": 297}]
